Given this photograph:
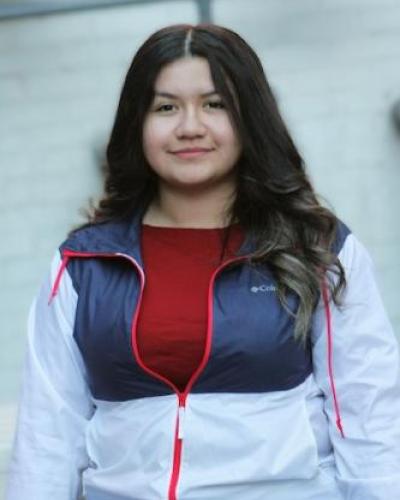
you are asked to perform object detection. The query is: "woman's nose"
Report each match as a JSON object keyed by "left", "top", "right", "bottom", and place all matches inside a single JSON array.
[{"left": 175, "top": 109, "right": 206, "bottom": 138}]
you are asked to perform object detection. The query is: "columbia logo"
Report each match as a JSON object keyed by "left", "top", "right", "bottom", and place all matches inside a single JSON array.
[{"left": 250, "top": 284, "right": 277, "bottom": 293}]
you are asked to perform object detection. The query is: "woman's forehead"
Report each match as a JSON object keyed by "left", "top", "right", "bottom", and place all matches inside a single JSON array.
[{"left": 153, "top": 56, "right": 217, "bottom": 97}]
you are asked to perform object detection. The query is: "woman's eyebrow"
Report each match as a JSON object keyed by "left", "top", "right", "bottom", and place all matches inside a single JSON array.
[{"left": 154, "top": 90, "right": 219, "bottom": 98}]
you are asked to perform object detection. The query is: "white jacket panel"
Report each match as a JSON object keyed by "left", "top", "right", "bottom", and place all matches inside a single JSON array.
[
  {"left": 5, "top": 252, "right": 94, "bottom": 500},
  {"left": 312, "top": 233, "right": 400, "bottom": 499}
]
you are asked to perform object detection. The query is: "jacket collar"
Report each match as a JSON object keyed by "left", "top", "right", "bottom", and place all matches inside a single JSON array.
[
  {"left": 61, "top": 208, "right": 146, "bottom": 264},
  {"left": 62, "top": 207, "right": 253, "bottom": 265}
]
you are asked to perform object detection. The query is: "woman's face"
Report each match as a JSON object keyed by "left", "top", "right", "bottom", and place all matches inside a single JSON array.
[{"left": 142, "top": 56, "right": 242, "bottom": 193}]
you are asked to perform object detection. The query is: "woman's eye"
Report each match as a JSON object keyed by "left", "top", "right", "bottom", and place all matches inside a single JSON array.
[
  {"left": 155, "top": 104, "right": 175, "bottom": 112},
  {"left": 205, "top": 100, "right": 225, "bottom": 109}
]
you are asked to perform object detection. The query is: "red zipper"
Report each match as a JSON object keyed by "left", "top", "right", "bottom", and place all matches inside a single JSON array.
[
  {"left": 321, "top": 280, "right": 345, "bottom": 438},
  {"left": 166, "top": 256, "right": 247, "bottom": 500},
  {"left": 167, "top": 393, "right": 186, "bottom": 500},
  {"left": 51, "top": 248, "right": 246, "bottom": 500}
]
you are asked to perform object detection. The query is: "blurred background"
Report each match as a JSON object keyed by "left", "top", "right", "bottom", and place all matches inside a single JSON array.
[{"left": 1, "top": 0, "right": 399, "bottom": 494}]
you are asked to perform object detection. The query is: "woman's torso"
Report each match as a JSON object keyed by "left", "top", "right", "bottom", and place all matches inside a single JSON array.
[{"left": 58, "top": 213, "right": 345, "bottom": 499}]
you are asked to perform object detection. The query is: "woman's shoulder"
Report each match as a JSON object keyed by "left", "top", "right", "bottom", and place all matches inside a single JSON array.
[
  {"left": 59, "top": 212, "right": 142, "bottom": 254},
  {"left": 331, "top": 217, "right": 352, "bottom": 256}
]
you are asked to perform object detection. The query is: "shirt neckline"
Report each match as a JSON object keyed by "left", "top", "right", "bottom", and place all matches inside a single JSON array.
[{"left": 141, "top": 223, "right": 240, "bottom": 231}]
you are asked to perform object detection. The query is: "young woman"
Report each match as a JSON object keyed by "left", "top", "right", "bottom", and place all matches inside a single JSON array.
[{"left": 6, "top": 24, "right": 400, "bottom": 500}]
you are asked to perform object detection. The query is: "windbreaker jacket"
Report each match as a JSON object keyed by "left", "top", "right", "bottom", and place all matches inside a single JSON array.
[{"left": 6, "top": 213, "right": 400, "bottom": 500}]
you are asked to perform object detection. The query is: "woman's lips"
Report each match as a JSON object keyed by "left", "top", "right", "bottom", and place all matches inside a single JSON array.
[{"left": 172, "top": 148, "right": 213, "bottom": 159}]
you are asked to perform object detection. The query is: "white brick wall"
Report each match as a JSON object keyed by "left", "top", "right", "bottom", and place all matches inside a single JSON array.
[{"left": 1, "top": 0, "right": 399, "bottom": 495}]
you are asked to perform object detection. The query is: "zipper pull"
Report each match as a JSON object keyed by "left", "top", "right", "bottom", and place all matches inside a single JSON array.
[{"left": 178, "top": 405, "right": 186, "bottom": 440}]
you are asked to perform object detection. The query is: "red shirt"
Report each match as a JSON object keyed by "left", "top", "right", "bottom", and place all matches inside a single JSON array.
[{"left": 137, "top": 224, "right": 244, "bottom": 392}]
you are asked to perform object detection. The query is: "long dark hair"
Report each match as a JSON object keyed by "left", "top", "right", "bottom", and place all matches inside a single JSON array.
[{"left": 82, "top": 23, "right": 345, "bottom": 340}]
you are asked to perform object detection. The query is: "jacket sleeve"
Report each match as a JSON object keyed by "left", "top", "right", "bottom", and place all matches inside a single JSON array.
[
  {"left": 5, "top": 251, "right": 95, "bottom": 500},
  {"left": 311, "top": 233, "right": 400, "bottom": 500}
]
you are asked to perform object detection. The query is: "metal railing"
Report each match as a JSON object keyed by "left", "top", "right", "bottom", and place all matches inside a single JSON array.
[{"left": 0, "top": 0, "right": 213, "bottom": 22}]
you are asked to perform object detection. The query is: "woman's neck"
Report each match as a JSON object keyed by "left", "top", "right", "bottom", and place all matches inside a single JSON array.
[{"left": 143, "top": 183, "right": 235, "bottom": 228}]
